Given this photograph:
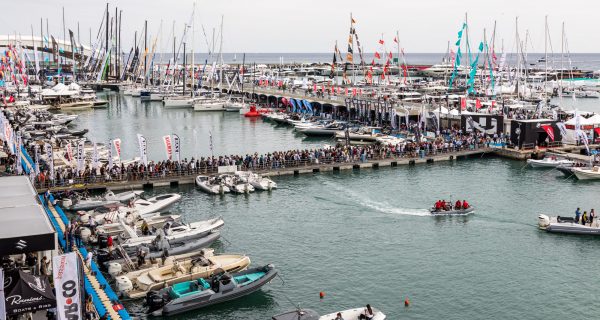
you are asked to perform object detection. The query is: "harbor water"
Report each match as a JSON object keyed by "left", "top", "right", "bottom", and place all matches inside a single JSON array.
[{"left": 70, "top": 95, "right": 600, "bottom": 319}]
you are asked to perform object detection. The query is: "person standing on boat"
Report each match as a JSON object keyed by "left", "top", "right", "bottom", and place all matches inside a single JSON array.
[
  {"left": 581, "top": 211, "right": 588, "bottom": 226},
  {"left": 334, "top": 312, "right": 345, "bottom": 320},
  {"left": 590, "top": 209, "right": 596, "bottom": 225},
  {"left": 575, "top": 208, "right": 582, "bottom": 223}
]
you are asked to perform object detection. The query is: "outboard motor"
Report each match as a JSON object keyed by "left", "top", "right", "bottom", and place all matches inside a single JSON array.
[
  {"left": 146, "top": 291, "right": 165, "bottom": 313},
  {"left": 97, "top": 234, "right": 109, "bottom": 249},
  {"left": 95, "top": 249, "right": 111, "bottom": 271},
  {"left": 538, "top": 214, "right": 550, "bottom": 229}
]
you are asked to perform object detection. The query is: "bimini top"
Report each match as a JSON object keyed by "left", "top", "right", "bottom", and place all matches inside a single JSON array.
[{"left": 0, "top": 176, "right": 55, "bottom": 255}]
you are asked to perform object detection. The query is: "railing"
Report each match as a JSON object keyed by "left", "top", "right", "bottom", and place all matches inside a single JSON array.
[{"left": 34, "top": 143, "right": 489, "bottom": 190}]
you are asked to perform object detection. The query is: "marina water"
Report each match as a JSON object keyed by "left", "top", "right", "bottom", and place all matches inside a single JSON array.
[{"left": 71, "top": 94, "right": 600, "bottom": 319}]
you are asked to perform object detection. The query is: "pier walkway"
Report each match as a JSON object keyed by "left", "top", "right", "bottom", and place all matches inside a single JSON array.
[
  {"left": 39, "top": 194, "right": 130, "bottom": 320},
  {"left": 34, "top": 146, "right": 493, "bottom": 193}
]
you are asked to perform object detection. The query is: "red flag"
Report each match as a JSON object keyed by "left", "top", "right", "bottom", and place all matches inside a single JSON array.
[
  {"left": 541, "top": 125, "right": 555, "bottom": 141},
  {"left": 388, "top": 52, "right": 393, "bottom": 59},
  {"left": 352, "top": 88, "right": 357, "bottom": 96},
  {"left": 379, "top": 39, "right": 385, "bottom": 45},
  {"left": 345, "top": 88, "right": 349, "bottom": 95},
  {"left": 374, "top": 52, "right": 381, "bottom": 59},
  {"left": 393, "top": 37, "right": 398, "bottom": 43},
  {"left": 490, "top": 100, "right": 496, "bottom": 111},
  {"left": 371, "top": 60, "right": 375, "bottom": 66},
  {"left": 322, "top": 84, "right": 325, "bottom": 92},
  {"left": 313, "top": 83, "right": 317, "bottom": 92},
  {"left": 460, "top": 97, "right": 467, "bottom": 110},
  {"left": 594, "top": 127, "right": 600, "bottom": 137},
  {"left": 476, "top": 99, "right": 482, "bottom": 110}
]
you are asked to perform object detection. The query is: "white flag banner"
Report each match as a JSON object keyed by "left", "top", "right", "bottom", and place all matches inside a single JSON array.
[
  {"left": 52, "top": 253, "right": 82, "bottom": 320},
  {"left": 44, "top": 143, "right": 54, "bottom": 180},
  {"left": 92, "top": 143, "right": 99, "bottom": 169},
  {"left": 137, "top": 134, "right": 148, "bottom": 166},
  {"left": 113, "top": 138, "right": 122, "bottom": 160},
  {"left": 162, "top": 135, "right": 172, "bottom": 160},
  {"left": 76, "top": 140, "right": 85, "bottom": 174},
  {"left": 107, "top": 140, "right": 113, "bottom": 168},
  {"left": 34, "top": 145, "right": 40, "bottom": 175},
  {"left": 15, "top": 133, "right": 22, "bottom": 175},
  {"left": 173, "top": 134, "right": 180, "bottom": 162}
]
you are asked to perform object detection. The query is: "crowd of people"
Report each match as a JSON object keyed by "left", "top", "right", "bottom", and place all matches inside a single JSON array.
[{"left": 28, "top": 129, "right": 493, "bottom": 188}]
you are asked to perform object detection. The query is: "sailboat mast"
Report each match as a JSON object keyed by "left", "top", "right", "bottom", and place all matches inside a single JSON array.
[
  {"left": 144, "top": 20, "right": 148, "bottom": 87},
  {"left": 544, "top": 15, "right": 549, "bottom": 104}
]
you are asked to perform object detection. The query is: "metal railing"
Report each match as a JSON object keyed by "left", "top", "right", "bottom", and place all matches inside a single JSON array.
[{"left": 34, "top": 143, "right": 489, "bottom": 190}]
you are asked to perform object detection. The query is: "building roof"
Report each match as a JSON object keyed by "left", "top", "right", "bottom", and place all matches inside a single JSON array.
[{"left": 0, "top": 176, "right": 55, "bottom": 255}]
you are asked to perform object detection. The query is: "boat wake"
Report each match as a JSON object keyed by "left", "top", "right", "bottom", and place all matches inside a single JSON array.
[{"left": 320, "top": 178, "right": 430, "bottom": 217}]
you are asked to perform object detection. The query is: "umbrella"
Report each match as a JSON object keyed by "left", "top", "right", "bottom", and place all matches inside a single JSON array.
[{"left": 4, "top": 269, "right": 55, "bottom": 315}]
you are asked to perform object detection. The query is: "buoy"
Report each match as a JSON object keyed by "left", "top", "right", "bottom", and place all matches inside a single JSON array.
[
  {"left": 404, "top": 297, "right": 410, "bottom": 307},
  {"left": 319, "top": 291, "right": 325, "bottom": 299}
]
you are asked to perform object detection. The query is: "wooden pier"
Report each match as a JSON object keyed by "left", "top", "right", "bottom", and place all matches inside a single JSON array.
[{"left": 36, "top": 148, "right": 493, "bottom": 193}]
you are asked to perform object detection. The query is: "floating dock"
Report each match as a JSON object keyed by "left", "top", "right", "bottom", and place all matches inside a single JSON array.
[{"left": 35, "top": 147, "right": 493, "bottom": 193}]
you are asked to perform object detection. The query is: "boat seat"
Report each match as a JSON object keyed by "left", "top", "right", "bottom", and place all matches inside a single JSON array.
[{"left": 557, "top": 216, "right": 575, "bottom": 223}]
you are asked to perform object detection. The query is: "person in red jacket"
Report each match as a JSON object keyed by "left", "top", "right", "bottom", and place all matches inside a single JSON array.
[
  {"left": 435, "top": 200, "right": 442, "bottom": 211},
  {"left": 455, "top": 200, "right": 462, "bottom": 210},
  {"left": 462, "top": 200, "right": 469, "bottom": 209}
]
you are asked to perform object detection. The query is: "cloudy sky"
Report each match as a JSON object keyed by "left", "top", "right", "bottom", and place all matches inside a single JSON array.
[{"left": 1, "top": 0, "right": 597, "bottom": 53}]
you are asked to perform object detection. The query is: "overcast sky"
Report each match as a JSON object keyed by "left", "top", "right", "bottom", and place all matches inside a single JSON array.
[{"left": 1, "top": 0, "right": 597, "bottom": 53}]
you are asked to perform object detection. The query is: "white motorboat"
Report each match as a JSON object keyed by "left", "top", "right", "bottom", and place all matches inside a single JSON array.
[
  {"left": 107, "top": 248, "right": 214, "bottom": 278},
  {"left": 273, "top": 307, "right": 386, "bottom": 320},
  {"left": 297, "top": 122, "right": 345, "bottom": 137},
  {"left": 133, "top": 193, "right": 182, "bottom": 215},
  {"left": 221, "top": 175, "right": 255, "bottom": 194},
  {"left": 115, "top": 249, "right": 251, "bottom": 299},
  {"left": 196, "top": 175, "right": 231, "bottom": 194},
  {"left": 193, "top": 99, "right": 225, "bottom": 111},
  {"left": 119, "top": 217, "right": 225, "bottom": 247},
  {"left": 104, "top": 190, "right": 144, "bottom": 203},
  {"left": 573, "top": 167, "right": 600, "bottom": 180},
  {"left": 94, "top": 214, "right": 182, "bottom": 237},
  {"left": 224, "top": 99, "right": 247, "bottom": 112},
  {"left": 527, "top": 157, "right": 574, "bottom": 168},
  {"left": 538, "top": 214, "right": 600, "bottom": 235},
  {"left": 84, "top": 206, "right": 159, "bottom": 225},
  {"left": 235, "top": 171, "right": 277, "bottom": 191},
  {"left": 163, "top": 97, "right": 195, "bottom": 108}
]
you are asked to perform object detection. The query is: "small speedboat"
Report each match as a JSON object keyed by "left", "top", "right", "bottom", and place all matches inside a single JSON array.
[
  {"left": 538, "top": 214, "right": 600, "bottom": 235},
  {"left": 93, "top": 214, "right": 182, "bottom": 237},
  {"left": 104, "top": 190, "right": 144, "bottom": 203},
  {"left": 195, "top": 175, "right": 230, "bottom": 194},
  {"left": 61, "top": 197, "right": 120, "bottom": 211},
  {"left": 146, "top": 264, "right": 277, "bottom": 316},
  {"left": 117, "top": 250, "right": 250, "bottom": 299},
  {"left": 527, "top": 157, "right": 574, "bottom": 168},
  {"left": 235, "top": 171, "right": 277, "bottom": 190},
  {"left": 429, "top": 207, "right": 474, "bottom": 215},
  {"left": 97, "top": 231, "right": 221, "bottom": 266},
  {"left": 133, "top": 193, "right": 182, "bottom": 215},
  {"left": 573, "top": 167, "right": 600, "bottom": 180},
  {"left": 273, "top": 307, "right": 387, "bottom": 320},
  {"left": 119, "top": 217, "right": 225, "bottom": 248}
]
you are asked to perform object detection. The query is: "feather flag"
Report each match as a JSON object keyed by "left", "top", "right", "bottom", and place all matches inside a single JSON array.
[
  {"left": 374, "top": 52, "right": 381, "bottom": 59},
  {"left": 379, "top": 39, "right": 385, "bottom": 45}
]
